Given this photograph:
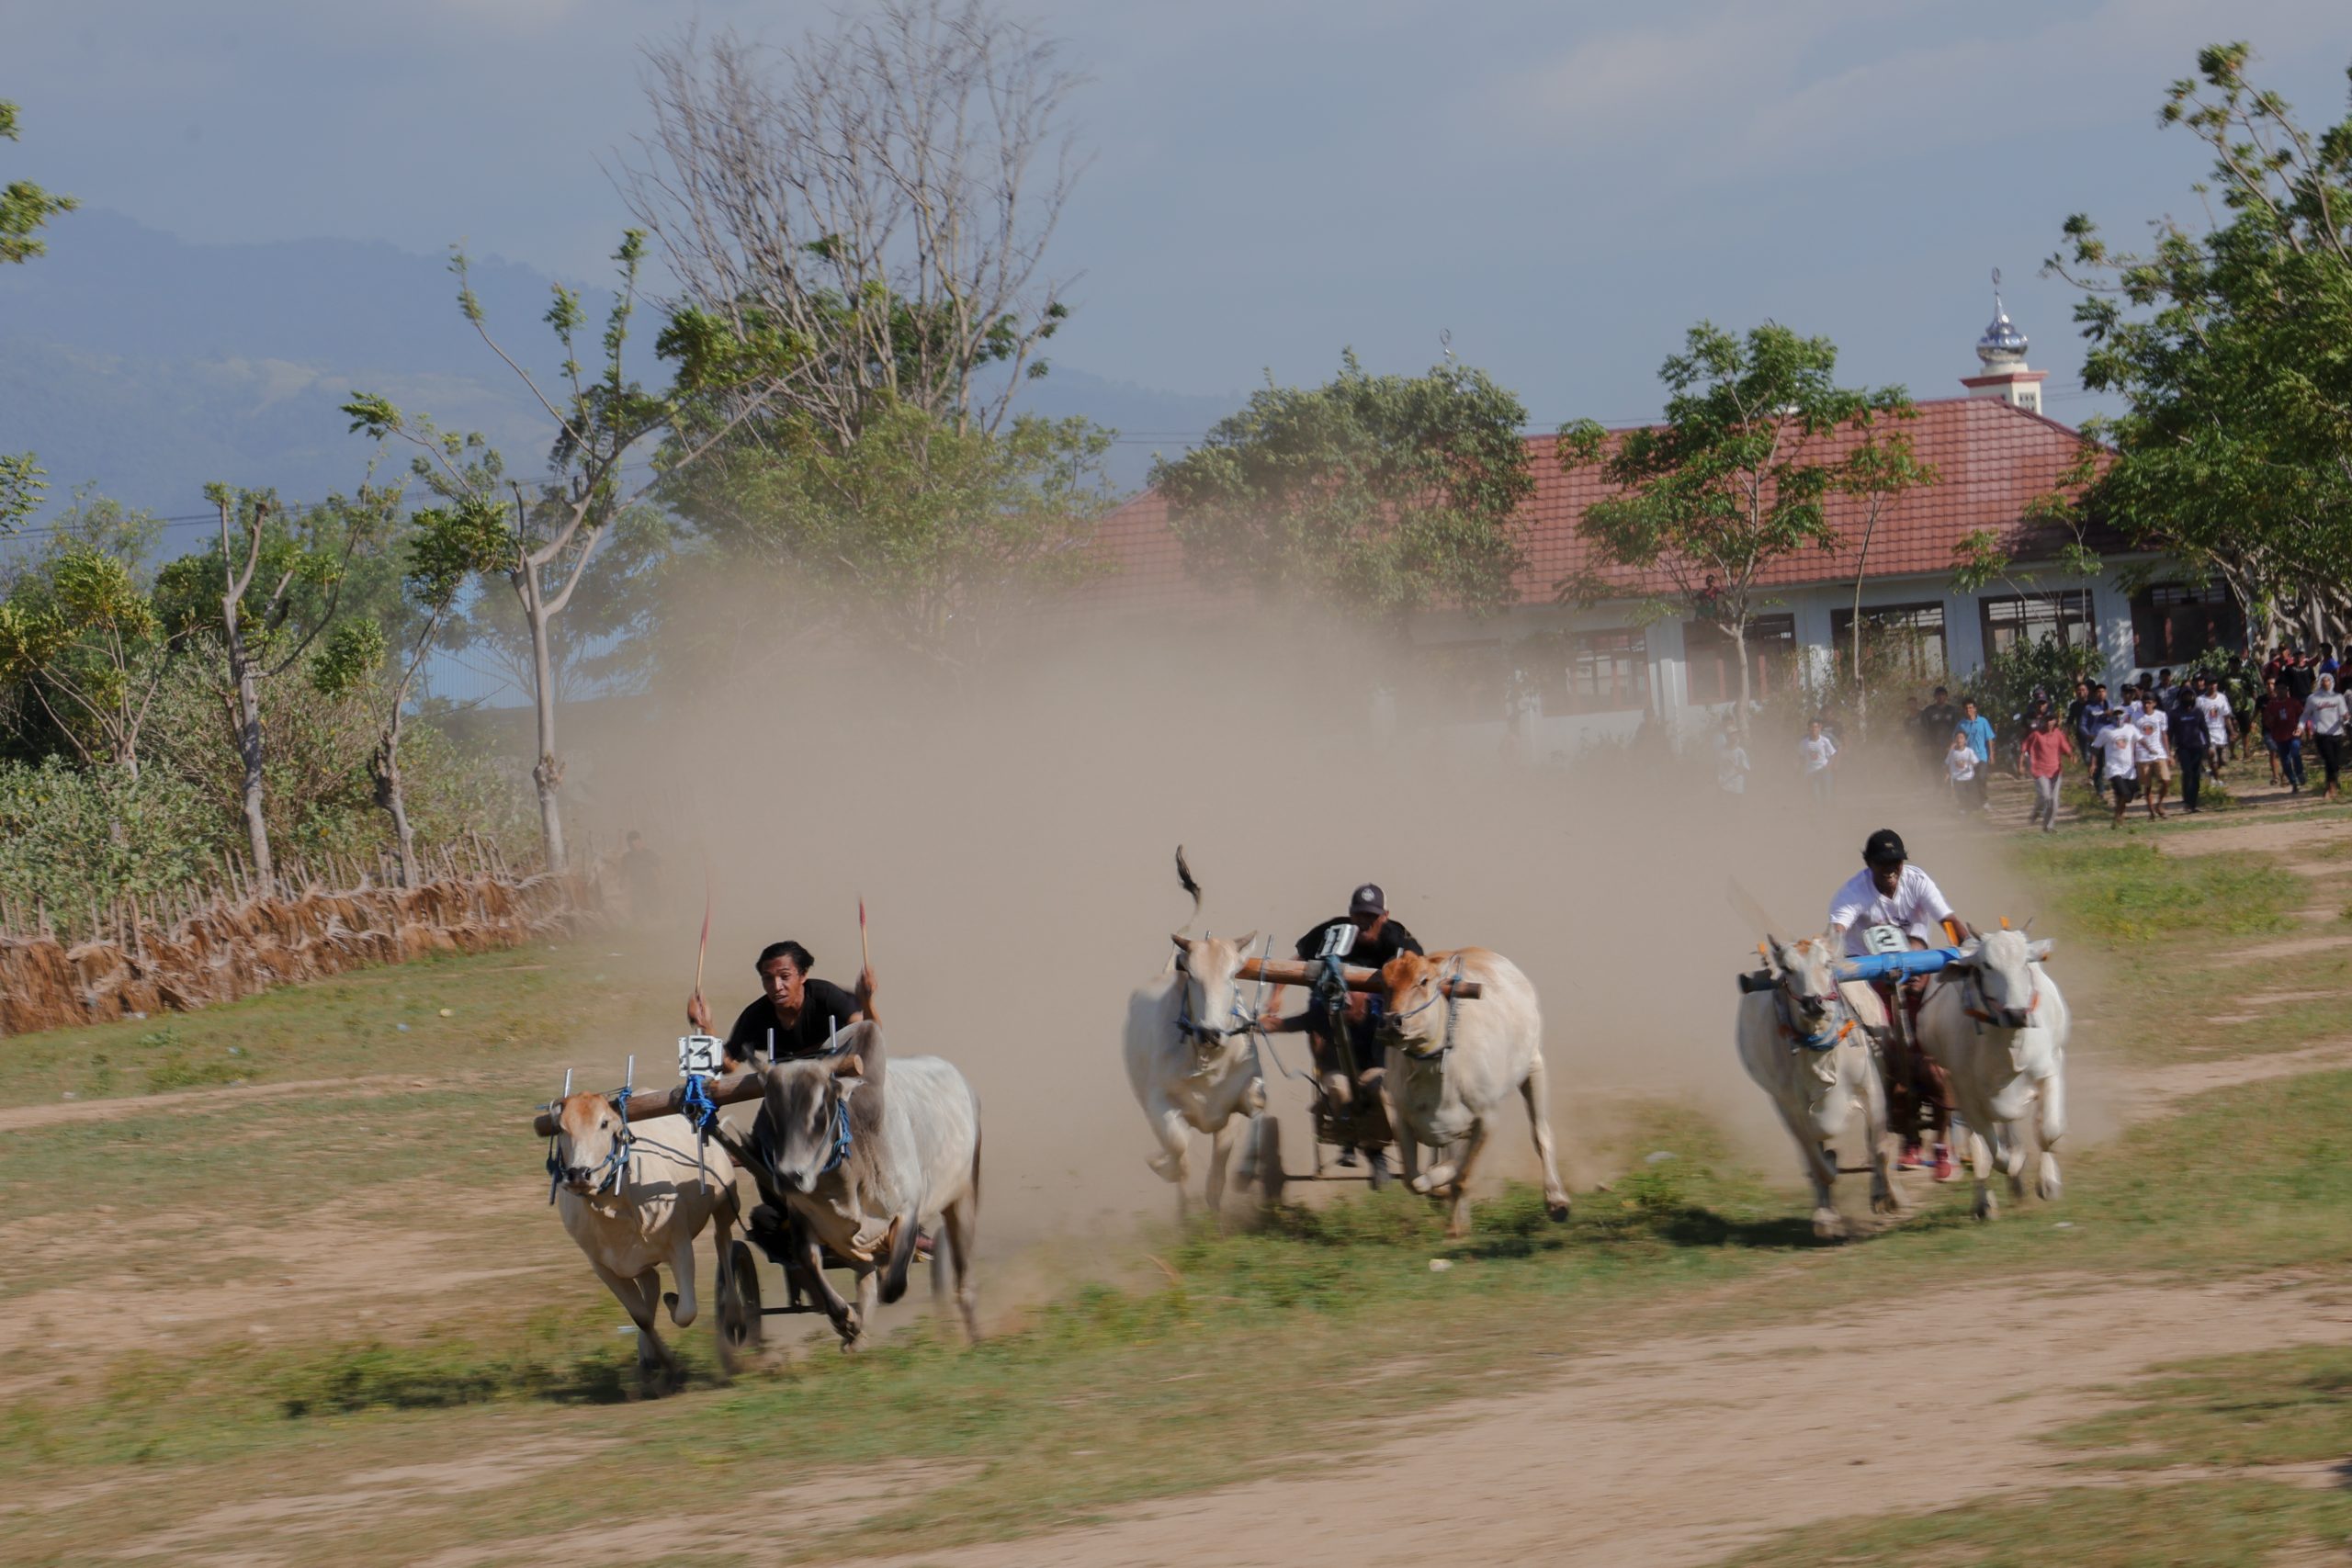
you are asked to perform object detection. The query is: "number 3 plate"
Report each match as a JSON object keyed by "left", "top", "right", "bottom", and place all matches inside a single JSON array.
[{"left": 678, "top": 1034, "right": 725, "bottom": 1077}]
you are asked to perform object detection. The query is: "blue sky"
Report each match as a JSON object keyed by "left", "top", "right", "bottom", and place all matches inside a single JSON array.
[{"left": 13, "top": 0, "right": 2352, "bottom": 425}]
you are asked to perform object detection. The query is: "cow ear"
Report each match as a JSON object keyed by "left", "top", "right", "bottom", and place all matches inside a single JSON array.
[
  {"left": 834, "top": 1054, "right": 865, "bottom": 1083},
  {"left": 2026, "top": 939, "right": 2054, "bottom": 963},
  {"left": 1230, "top": 930, "right": 1259, "bottom": 954}
]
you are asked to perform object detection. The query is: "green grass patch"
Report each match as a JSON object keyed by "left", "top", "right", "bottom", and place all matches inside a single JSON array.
[
  {"left": 2052, "top": 1344, "right": 2352, "bottom": 1472},
  {"left": 2018, "top": 838, "right": 2295, "bottom": 942}
]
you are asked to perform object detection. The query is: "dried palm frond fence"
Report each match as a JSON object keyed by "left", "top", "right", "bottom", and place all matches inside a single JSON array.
[{"left": 0, "top": 842, "right": 608, "bottom": 1037}]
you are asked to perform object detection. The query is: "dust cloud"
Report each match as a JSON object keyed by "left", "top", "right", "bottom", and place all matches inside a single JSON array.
[{"left": 571, "top": 608, "right": 2057, "bottom": 1258}]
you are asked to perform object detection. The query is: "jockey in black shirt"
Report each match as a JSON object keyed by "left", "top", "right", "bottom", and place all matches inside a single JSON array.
[{"left": 1258, "top": 883, "right": 1421, "bottom": 1175}]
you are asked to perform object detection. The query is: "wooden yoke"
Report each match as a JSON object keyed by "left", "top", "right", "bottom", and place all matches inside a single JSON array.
[
  {"left": 1236, "top": 957, "right": 1483, "bottom": 999},
  {"left": 530, "top": 1070, "right": 764, "bottom": 1137}
]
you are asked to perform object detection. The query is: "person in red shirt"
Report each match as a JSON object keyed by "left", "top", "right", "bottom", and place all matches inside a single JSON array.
[
  {"left": 2262, "top": 675, "right": 2308, "bottom": 794},
  {"left": 2019, "top": 713, "right": 2075, "bottom": 833}
]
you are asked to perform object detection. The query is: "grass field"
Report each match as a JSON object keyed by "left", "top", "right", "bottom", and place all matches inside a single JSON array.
[{"left": 5, "top": 811, "right": 2352, "bottom": 1564}]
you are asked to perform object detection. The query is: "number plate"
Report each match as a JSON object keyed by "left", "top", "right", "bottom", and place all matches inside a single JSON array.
[
  {"left": 677, "top": 1034, "right": 725, "bottom": 1077},
  {"left": 1860, "top": 923, "right": 1909, "bottom": 956},
  {"left": 1318, "top": 923, "right": 1358, "bottom": 960}
]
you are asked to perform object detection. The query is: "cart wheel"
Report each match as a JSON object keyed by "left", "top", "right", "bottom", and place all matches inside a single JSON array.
[
  {"left": 717, "top": 1239, "right": 763, "bottom": 1372},
  {"left": 1255, "top": 1115, "right": 1286, "bottom": 1209}
]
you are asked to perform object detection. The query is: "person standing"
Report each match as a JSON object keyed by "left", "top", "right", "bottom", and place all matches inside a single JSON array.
[
  {"left": 2304, "top": 671, "right": 2350, "bottom": 802},
  {"left": 2263, "top": 674, "right": 2308, "bottom": 795},
  {"left": 1714, "top": 716, "right": 1753, "bottom": 798},
  {"left": 1956, "top": 698, "right": 1996, "bottom": 812},
  {"left": 2021, "top": 712, "right": 2075, "bottom": 832},
  {"left": 1798, "top": 718, "right": 1839, "bottom": 806},
  {"left": 2092, "top": 706, "right": 2143, "bottom": 826},
  {"left": 2169, "top": 689, "right": 2210, "bottom": 814}
]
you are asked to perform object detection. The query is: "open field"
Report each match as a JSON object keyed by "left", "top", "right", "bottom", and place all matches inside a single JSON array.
[{"left": 6, "top": 799, "right": 2352, "bottom": 1565}]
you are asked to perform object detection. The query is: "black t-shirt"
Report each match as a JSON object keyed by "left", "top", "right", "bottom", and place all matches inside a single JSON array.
[
  {"left": 2284, "top": 663, "right": 2318, "bottom": 700},
  {"left": 1293, "top": 916, "right": 1423, "bottom": 971},
  {"left": 721, "top": 978, "right": 862, "bottom": 1066},
  {"left": 1918, "top": 704, "right": 1960, "bottom": 750}
]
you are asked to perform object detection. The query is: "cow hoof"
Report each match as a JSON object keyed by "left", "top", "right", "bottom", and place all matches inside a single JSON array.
[
  {"left": 1871, "top": 1191, "right": 1902, "bottom": 1216},
  {"left": 1811, "top": 1210, "right": 1846, "bottom": 1242},
  {"left": 1408, "top": 1173, "right": 1435, "bottom": 1196},
  {"left": 1545, "top": 1200, "right": 1571, "bottom": 1224},
  {"left": 2038, "top": 1156, "right": 2063, "bottom": 1201},
  {"left": 1973, "top": 1191, "right": 1996, "bottom": 1222},
  {"left": 1147, "top": 1153, "right": 1180, "bottom": 1180}
]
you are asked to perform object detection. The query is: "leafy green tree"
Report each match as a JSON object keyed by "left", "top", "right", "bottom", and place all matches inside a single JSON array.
[
  {"left": 345, "top": 232, "right": 779, "bottom": 869},
  {"left": 1152, "top": 352, "right": 1534, "bottom": 620},
  {"left": 150, "top": 486, "right": 379, "bottom": 883},
  {"left": 2049, "top": 42, "right": 2352, "bottom": 646},
  {"left": 666, "top": 398, "right": 1114, "bottom": 679},
  {"left": 1558, "top": 322, "right": 1915, "bottom": 723},
  {"left": 0, "top": 545, "right": 182, "bottom": 776},
  {"left": 1836, "top": 407, "right": 1939, "bottom": 729},
  {"left": 2, "top": 100, "right": 76, "bottom": 536},
  {"left": 328, "top": 496, "right": 508, "bottom": 887}
]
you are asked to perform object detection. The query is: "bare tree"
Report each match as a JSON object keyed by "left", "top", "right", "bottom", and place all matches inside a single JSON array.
[{"left": 622, "top": 0, "right": 1089, "bottom": 447}]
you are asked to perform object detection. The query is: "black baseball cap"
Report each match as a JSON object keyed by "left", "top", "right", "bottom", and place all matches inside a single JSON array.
[
  {"left": 1862, "top": 829, "right": 1907, "bottom": 867},
  {"left": 1349, "top": 884, "right": 1385, "bottom": 917}
]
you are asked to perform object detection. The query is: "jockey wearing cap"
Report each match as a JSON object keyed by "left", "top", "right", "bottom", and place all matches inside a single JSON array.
[
  {"left": 1258, "top": 882, "right": 1421, "bottom": 1178},
  {"left": 1827, "top": 829, "right": 1977, "bottom": 1184}
]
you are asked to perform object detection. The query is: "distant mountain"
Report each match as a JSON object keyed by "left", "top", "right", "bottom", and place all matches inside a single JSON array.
[{"left": 0, "top": 210, "right": 1238, "bottom": 523}]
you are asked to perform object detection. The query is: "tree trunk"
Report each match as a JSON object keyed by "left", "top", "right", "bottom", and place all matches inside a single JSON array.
[
  {"left": 234, "top": 650, "right": 270, "bottom": 885},
  {"left": 371, "top": 710, "right": 419, "bottom": 890},
  {"left": 1732, "top": 617, "right": 1752, "bottom": 733},
  {"left": 521, "top": 573, "right": 567, "bottom": 871}
]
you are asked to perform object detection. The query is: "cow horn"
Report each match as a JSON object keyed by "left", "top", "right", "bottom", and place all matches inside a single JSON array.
[{"left": 1174, "top": 845, "right": 1203, "bottom": 936}]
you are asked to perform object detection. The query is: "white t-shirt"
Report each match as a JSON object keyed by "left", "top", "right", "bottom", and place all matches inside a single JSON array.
[
  {"left": 1714, "top": 734, "right": 1751, "bottom": 794},
  {"left": 2196, "top": 693, "right": 2232, "bottom": 745},
  {"left": 1798, "top": 734, "right": 1838, "bottom": 775},
  {"left": 2093, "top": 721, "right": 2141, "bottom": 780},
  {"left": 2306, "top": 689, "right": 2349, "bottom": 737},
  {"left": 1827, "top": 865, "right": 1957, "bottom": 957},
  {"left": 1945, "top": 744, "right": 1978, "bottom": 783},
  {"left": 2133, "top": 706, "right": 2170, "bottom": 761}
]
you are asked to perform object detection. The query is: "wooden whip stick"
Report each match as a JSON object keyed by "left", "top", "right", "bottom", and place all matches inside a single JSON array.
[{"left": 686, "top": 870, "right": 713, "bottom": 1035}]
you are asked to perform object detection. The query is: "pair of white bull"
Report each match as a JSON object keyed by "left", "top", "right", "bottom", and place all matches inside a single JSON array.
[
  {"left": 546, "top": 1024, "right": 981, "bottom": 1381},
  {"left": 1126, "top": 933, "right": 1570, "bottom": 1237},
  {"left": 1736, "top": 927, "right": 2069, "bottom": 1238}
]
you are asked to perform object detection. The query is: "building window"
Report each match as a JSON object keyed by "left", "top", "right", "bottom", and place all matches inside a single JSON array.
[
  {"left": 1537, "top": 628, "right": 1649, "bottom": 716},
  {"left": 1830, "top": 602, "right": 1948, "bottom": 680},
  {"left": 1683, "top": 615, "right": 1797, "bottom": 705},
  {"left": 2131, "top": 583, "right": 2245, "bottom": 668},
  {"left": 1979, "top": 591, "right": 2094, "bottom": 658}
]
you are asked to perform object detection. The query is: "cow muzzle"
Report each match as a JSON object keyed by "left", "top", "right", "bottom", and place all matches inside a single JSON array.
[
  {"left": 561, "top": 1168, "right": 597, "bottom": 1193},
  {"left": 1998, "top": 1006, "right": 2031, "bottom": 1030}
]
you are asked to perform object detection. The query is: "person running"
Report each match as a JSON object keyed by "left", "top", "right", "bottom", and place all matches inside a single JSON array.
[
  {"left": 2091, "top": 705, "right": 2143, "bottom": 826},
  {"left": 1956, "top": 699, "right": 1996, "bottom": 812},
  {"left": 1798, "top": 718, "right": 1838, "bottom": 806},
  {"left": 2074, "top": 681, "right": 2113, "bottom": 791},
  {"left": 1943, "top": 728, "right": 1979, "bottom": 811},
  {"left": 2169, "top": 689, "right": 2210, "bottom": 814},
  {"left": 2020, "top": 711, "right": 2075, "bottom": 832},
  {"left": 2132, "top": 684, "right": 2174, "bottom": 820},
  {"left": 2305, "top": 671, "right": 2350, "bottom": 802},
  {"left": 2195, "top": 673, "right": 2236, "bottom": 783}
]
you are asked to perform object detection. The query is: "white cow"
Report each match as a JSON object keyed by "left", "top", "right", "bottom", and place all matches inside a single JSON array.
[
  {"left": 1734, "top": 935, "right": 1900, "bottom": 1240},
  {"left": 720, "top": 1021, "right": 982, "bottom": 1351},
  {"left": 1917, "top": 928, "right": 2070, "bottom": 1221},
  {"left": 548, "top": 1093, "right": 741, "bottom": 1387},
  {"left": 1377, "top": 948, "right": 1570, "bottom": 1238},
  {"left": 1125, "top": 931, "right": 1269, "bottom": 1221}
]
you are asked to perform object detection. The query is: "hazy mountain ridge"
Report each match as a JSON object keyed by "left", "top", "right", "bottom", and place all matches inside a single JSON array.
[{"left": 0, "top": 210, "right": 1239, "bottom": 521}]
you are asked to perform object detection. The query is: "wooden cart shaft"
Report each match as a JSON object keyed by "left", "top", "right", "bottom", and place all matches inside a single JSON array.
[
  {"left": 1235, "top": 957, "right": 1483, "bottom": 999},
  {"left": 531, "top": 1069, "right": 764, "bottom": 1137}
]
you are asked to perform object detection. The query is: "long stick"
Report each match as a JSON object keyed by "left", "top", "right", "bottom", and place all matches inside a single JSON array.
[
  {"left": 687, "top": 867, "right": 712, "bottom": 1035},
  {"left": 857, "top": 895, "right": 876, "bottom": 1020}
]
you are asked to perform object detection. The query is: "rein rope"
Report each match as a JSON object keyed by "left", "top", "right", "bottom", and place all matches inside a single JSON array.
[
  {"left": 1391, "top": 955, "right": 1464, "bottom": 1062},
  {"left": 1774, "top": 978, "right": 1850, "bottom": 1052}
]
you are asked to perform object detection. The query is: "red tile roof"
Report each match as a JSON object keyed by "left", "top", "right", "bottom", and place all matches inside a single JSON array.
[{"left": 1074, "top": 397, "right": 2118, "bottom": 615}]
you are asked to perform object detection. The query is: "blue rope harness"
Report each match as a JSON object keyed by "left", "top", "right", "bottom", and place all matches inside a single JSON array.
[
  {"left": 680, "top": 1071, "right": 718, "bottom": 1134},
  {"left": 818, "top": 1093, "right": 854, "bottom": 1177}
]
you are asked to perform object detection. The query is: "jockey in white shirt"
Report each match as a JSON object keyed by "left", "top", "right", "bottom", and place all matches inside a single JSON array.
[{"left": 1825, "top": 828, "right": 1977, "bottom": 1183}]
